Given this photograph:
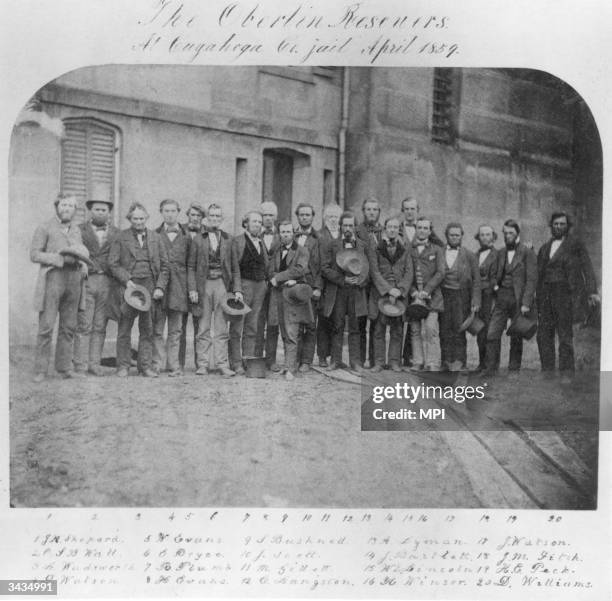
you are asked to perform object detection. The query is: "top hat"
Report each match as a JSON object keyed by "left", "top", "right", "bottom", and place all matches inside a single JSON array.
[
  {"left": 59, "top": 244, "right": 94, "bottom": 267},
  {"left": 282, "top": 283, "right": 313, "bottom": 305},
  {"left": 378, "top": 296, "right": 406, "bottom": 318},
  {"left": 124, "top": 284, "right": 151, "bottom": 312},
  {"left": 336, "top": 248, "right": 369, "bottom": 285},
  {"left": 459, "top": 312, "right": 485, "bottom": 336},
  {"left": 220, "top": 292, "right": 251, "bottom": 316},
  {"left": 85, "top": 183, "right": 114, "bottom": 209},
  {"left": 506, "top": 314, "right": 537, "bottom": 340}
]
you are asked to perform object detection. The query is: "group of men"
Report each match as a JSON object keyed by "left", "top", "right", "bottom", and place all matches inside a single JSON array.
[{"left": 30, "top": 191, "right": 599, "bottom": 383}]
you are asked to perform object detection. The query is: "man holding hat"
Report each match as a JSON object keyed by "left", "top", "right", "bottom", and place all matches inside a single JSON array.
[
  {"left": 368, "top": 217, "right": 414, "bottom": 372},
  {"left": 30, "top": 193, "right": 87, "bottom": 381},
  {"left": 439, "top": 223, "right": 481, "bottom": 372},
  {"left": 153, "top": 198, "right": 191, "bottom": 377},
  {"left": 187, "top": 203, "right": 236, "bottom": 377},
  {"left": 320, "top": 211, "right": 374, "bottom": 373},
  {"left": 482, "top": 219, "right": 537, "bottom": 377},
  {"left": 268, "top": 220, "right": 313, "bottom": 381},
  {"left": 108, "top": 202, "right": 169, "bottom": 377},
  {"left": 179, "top": 201, "right": 206, "bottom": 370},
  {"left": 73, "top": 184, "right": 120, "bottom": 376}
]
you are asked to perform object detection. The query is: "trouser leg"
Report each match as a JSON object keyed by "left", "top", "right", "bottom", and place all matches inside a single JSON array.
[
  {"left": 195, "top": 283, "right": 214, "bottom": 369},
  {"left": 422, "top": 311, "right": 440, "bottom": 370},
  {"left": 137, "top": 309, "right": 154, "bottom": 373},
  {"left": 536, "top": 285, "right": 556, "bottom": 371},
  {"left": 373, "top": 317, "right": 387, "bottom": 366},
  {"left": 316, "top": 312, "right": 333, "bottom": 361},
  {"left": 152, "top": 305, "right": 167, "bottom": 372},
  {"left": 477, "top": 289, "right": 494, "bottom": 368},
  {"left": 388, "top": 317, "right": 403, "bottom": 366},
  {"left": 55, "top": 270, "right": 81, "bottom": 373},
  {"left": 73, "top": 278, "right": 95, "bottom": 372},
  {"left": 347, "top": 291, "right": 362, "bottom": 367},
  {"left": 410, "top": 319, "right": 424, "bottom": 367},
  {"left": 331, "top": 288, "right": 348, "bottom": 364},
  {"left": 210, "top": 280, "right": 230, "bottom": 369},
  {"left": 279, "top": 302, "right": 299, "bottom": 374},
  {"left": 166, "top": 309, "right": 184, "bottom": 371},
  {"left": 117, "top": 307, "right": 137, "bottom": 370},
  {"left": 242, "top": 280, "right": 267, "bottom": 358},
  {"left": 554, "top": 284, "right": 575, "bottom": 372}
]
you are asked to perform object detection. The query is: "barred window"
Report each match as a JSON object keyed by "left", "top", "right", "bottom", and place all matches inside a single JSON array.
[
  {"left": 60, "top": 118, "right": 118, "bottom": 208},
  {"left": 431, "top": 68, "right": 455, "bottom": 144}
]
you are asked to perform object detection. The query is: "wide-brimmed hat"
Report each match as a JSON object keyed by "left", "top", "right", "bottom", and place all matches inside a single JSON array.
[
  {"left": 124, "top": 284, "right": 151, "bottom": 312},
  {"left": 282, "top": 283, "right": 313, "bottom": 305},
  {"left": 459, "top": 312, "right": 485, "bottom": 336},
  {"left": 59, "top": 244, "right": 94, "bottom": 267},
  {"left": 378, "top": 296, "right": 406, "bottom": 317},
  {"left": 221, "top": 292, "right": 251, "bottom": 316},
  {"left": 405, "top": 298, "right": 430, "bottom": 320},
  {"left": 507, "top": 314, "right": 537, "bottom": 340},
  {"left": 336, "top": 248, "right": 369, "bottom": 276},
  {"left": 85, "top": 183, "right": 114, "bottom": 209},
  {"left": 244, "top": 357, "right": 267, "bottom": 379}
]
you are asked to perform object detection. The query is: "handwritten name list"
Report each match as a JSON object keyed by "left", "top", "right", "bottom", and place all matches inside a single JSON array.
[
  {"left": 19, "top": 510, "right": 601, "bottom": 596},
  {"left": 132, "top": 1, "right": 459, "bottom": 64}
]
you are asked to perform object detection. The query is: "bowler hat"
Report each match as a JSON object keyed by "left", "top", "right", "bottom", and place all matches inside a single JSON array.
[
  {"left": 459, "top": 312, "right": 485, "bottom": 336},
  {"left": 378, "top": 296, "right": 406, "bottom": 318},
  {"left": 124, "top": 284, "right": 151, "bottom": 312},
  {"left": 244, "top": 357, "right": 267, "bottom": 378},
  {"left": 220, "top": 292, "right": 251, "bottom": 316},
  {"left": 59, "top": 244, "right": 94, "bottom": 267},
  {"left": 507, "top": 314, "right": 537, "bottom": 340},
  {"left": 282, "top": 283, "right": 313, "bottom": 305},
  {"left": 85, "top": 182, "right": 114, "bottom": 209}
]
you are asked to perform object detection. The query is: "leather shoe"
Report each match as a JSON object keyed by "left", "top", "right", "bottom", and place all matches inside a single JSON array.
[
  {"left": 327, "top": 362, "right": 339, "bottom": 371},
  {"left": 168, "top": 369, "right": 183, "bottom": 377},
  {"left": 116, "top": 368, "right": 129, "bottom": 377},
  {"left": 370, "top": 365, "right": 383, "bottom": 373},
  {"left": 268, "top": 363, "right": 281, "bottom": 373},
  {"left": 390, "top": 363, "right": 402, "bottom": 373},
  {"left": 142, "top": 368, "right": 159, "bottom": 378},
  {"left": 196, "top": 366, "right": 208, "bottom": 376},
  {"left": 318, "top": 358, "right": 328, "bottom": 368},
  {"left": 88, "top": 365, "right": 105, "bottom": 377},
  {"left": 298, "top": 364, "right": 311, "bottom": 374},
  {"left": 219, "top": 367, "right": 235, "bottom": 378},
  {"left": 235, "top": 366, "right": 245, "bottom": 376},
  {"left": 351, "top": 364, "right": 366, "bottom": 374}
]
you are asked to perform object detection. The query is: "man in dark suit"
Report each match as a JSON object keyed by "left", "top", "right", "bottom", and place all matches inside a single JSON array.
[
  {"left": 483, "top": 219, "right": 537, "bottom": 376},
  {"left": 255, "top": 201, "right": 281, "bottom": 370},
  {"left": 31, "top": 193, "right": 86, "bottom": 382},
  {"left": 268, "top": 221, "right": 313, "bottom": 381},
  {"left": 179, "top": 201, "right": 206, "bottom": 370},
  {"left": 153, "top": 199, "right": 191, "bottom": 377},
  {"left": 408, "top": 217, "right": 445, "bottom": 371},
  {"left": 108, "top": 202, "right": 169, "bottom": 377},
  {"left": 368, "top": 217, "right": 413, "bottom": 372},
  {"left": 316, "top": 203, "right": 342, "bottom": 367},
  {"left": 536, "top": 211, "right": 599, "bottom": 378},
  {"left": 73, "top": 185, "right": 120, "bottom": 376},
  {"left": 187, "top": 203, "right": 236, "bottom": 377},
  {"left": 229, "top": 210, "right": 269, "bottom": 375},
  {"left": 356, "top": 197, "right": 383, "bottom": 368},
  {"left": 321, "top": 211, "right": 374, "bottom": 373},
  {"left": 293, "top": 202, "right": 322, "bottom": 373},
  {"left": 398, "top": 196, "right": 444, "bottom": 369},
  {"left": 439, "top": 223, "right": 481, "bottom": 371},
  {"left": 474, "top": 224, "right": 500, "bottom": 372}
]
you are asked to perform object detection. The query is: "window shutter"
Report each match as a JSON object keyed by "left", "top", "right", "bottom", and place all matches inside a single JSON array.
[{"left": 61, "top": 120, "right": 116, "bottom": 206}]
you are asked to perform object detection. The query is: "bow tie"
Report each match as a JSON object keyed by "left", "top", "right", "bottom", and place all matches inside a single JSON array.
[
  {"left": 367, "top": 224, "right": 380, "bottom": 232},
  {"left": 478, "top": 246, "right": 492, "bottom": 253},
  {"left": 506, "top": 244, "right": 516, "bottom": 251},
  {"left": 297, "top": 230, "right": 309, "bottom": 236},
  {"left": 387, "top": 240, "right": 397, "bottom": 248},
  {"left": 94, "top": 225, "right": 107, "bottom": 232},
  {"left": 264, "top": 228, "right": 274, "bottom": 235},
  {"left": 166, "top": 227, "right": 180, "bottom": 234}
]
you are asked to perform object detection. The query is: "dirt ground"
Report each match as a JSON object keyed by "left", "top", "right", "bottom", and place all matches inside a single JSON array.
[{"left": 9, "top": 324, "right": 600, "bottom": 508}]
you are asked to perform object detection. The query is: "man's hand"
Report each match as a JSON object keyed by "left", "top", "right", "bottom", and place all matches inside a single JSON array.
[
  {"left": 189, "top": 291, "right": 198, "bottom": 304},
  {"left": 520, "top": 305, "right": 530, "bottom": 315},
  {"left": 48, "top": 253, "right": 64, "bottom": 268},
  {"left": 234, "top": 291, "right": 244, "bottom": 302},
  {"left": 270, "top": 277, "right": 278, "bottom": 288},
  {"left": 285, "top": 279, "right": 297, "bottom": 287},
  {"left": 62, "top": 254, "right": 76, "bottom": 266},
  {"left": 312, "top": 288, "right": 321, "bottom": 300},
  {"left": 388, "top": 287, "right": 401, "bottom": 298},
  {"left": 345, "top": 275, "right": 359, "bottom": 286},
  {"left": 126, "top": 280, "right": 136, "bottom": 289},
  {"left": 80, "top": 262, "right": 89, "bottom": 278},
  {"left": 588, "top": 293, "right": 601, "bottom": 306},
  {"left": 152, "top": 288, "right": 164, "bottom": 301},
  {"left": 417, "top": 290, "right": 430, "bottom": 301}
]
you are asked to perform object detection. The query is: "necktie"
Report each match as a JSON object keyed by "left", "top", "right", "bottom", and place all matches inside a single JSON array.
[{"left": 137, "top": 233, "right": 145, "bottom": 248}]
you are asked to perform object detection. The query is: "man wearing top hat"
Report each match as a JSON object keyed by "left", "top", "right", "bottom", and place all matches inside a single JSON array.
[
  {"left": 30, "top": 193, "right": 88, "bottom": 382},
  {"left": 187, "top": 203, "right": 236, "bottom": 378},
  {"left": 267, "top": 220, "right": 313, "bottom": 381},
  {"left": 474, "top": 224, "right": 500, "bottom": 372},
  {"left": 439, "top": 223, "right": 481, "bottom": 372},
  {"left": 179, "top": 201, "right": 206, "bottom": 370},
  {"left": 293, "top": 202, "right": 322, "bottom": 373},
  {"left": 153, "top": 198, "right": 191, "bottom": 377},
  {"left": 408, "top": 216, "right": 445, "bottom": 371},
  {"left": 482, "top": 219, "right": 537, "bottom": 377},
  {"left": 321, "top": 211, "right": 374, "bottom": 373},
  {"left": 255, "top": 200, "right": 282, "bottom": 371},
  {"left": 108, "top": 202, "right": 169, "bottom": 377},
  {"left": 368, "top": 216, "right": 414, "bottom": 373},
  {"left": 355, "top": 197, "right": 383, "bottom": 368},
  {"left": 73, "top": 184, "right": 120, "bottom": 376},
  {"left": 229, "top": 210, "right": 269, "bottom": 375},
  {"left": 316, "top": 203, "right": 342, "bottom": 368},
  {"left": 536, "top": 211, "right": 599, "bottom": 380}
]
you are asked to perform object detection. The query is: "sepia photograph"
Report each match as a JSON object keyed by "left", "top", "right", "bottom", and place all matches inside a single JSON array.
[{"left": 7, "top": 65, "right": 601, "bottom": 510}]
